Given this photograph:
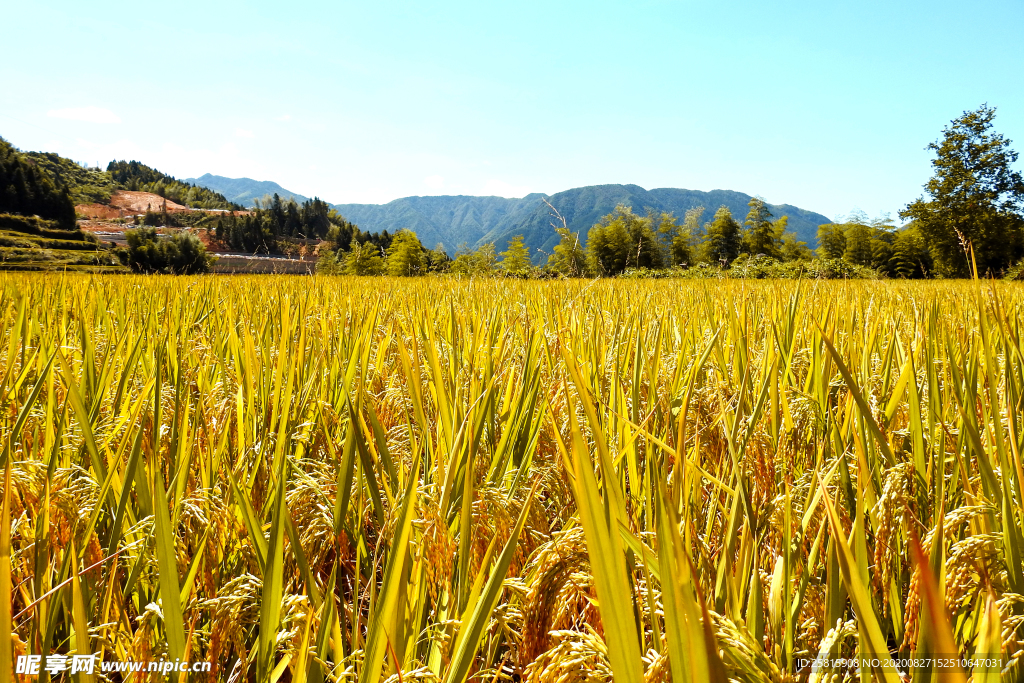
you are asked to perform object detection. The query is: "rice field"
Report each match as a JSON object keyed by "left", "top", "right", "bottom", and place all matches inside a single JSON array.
[{"left": 1, "top": 274, "right": 1023, "bottom": 683}]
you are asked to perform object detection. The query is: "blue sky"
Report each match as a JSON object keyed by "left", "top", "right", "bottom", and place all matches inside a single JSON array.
[{"left": 3, "top": 0, "right": 1022, "bottom": 221}]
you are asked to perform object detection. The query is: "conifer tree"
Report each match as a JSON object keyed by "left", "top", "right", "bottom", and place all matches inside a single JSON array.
[
  {"left": 284, "top": 200, "right": 301, "bottom": 236},
  {"left": 0, "top": 136, "right": 76, "bottom": 228}
]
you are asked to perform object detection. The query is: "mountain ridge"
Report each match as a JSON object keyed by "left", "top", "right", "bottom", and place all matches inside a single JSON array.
[
  {"left": 186, "top": 175, "right": 832, "bottom": 259},
  {"left": 334, "top": 185, "right": 831, "bottom": 260},
  {"left": 183, "top": 173, "right": 310, "bottom": 207}
]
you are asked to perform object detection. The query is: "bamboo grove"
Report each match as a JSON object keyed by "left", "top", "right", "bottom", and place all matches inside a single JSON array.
[{"left": 1, "top": 274, "right": 1023, "bottom": 683}]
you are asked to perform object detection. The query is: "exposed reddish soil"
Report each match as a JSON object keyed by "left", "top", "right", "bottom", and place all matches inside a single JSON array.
[
  {"left": 76, "top": 190, "right": 194, "bottom": 219},
  {"left": 113, "top": 190, "right": 190, "bottom": 213},
  {"left": 75, "top": 204, "right": 125, "bottom": 220},
  {"left": 78, "top": 220, "right": 124, "bottom": 233}
]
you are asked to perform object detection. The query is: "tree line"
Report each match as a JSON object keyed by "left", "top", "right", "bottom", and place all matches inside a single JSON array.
[
  {"left": 316, "top": 198, "right": 866, "bottom": 279},
  {"left": 317, "top": 105, "right": 1024, "bottom": 280},
  {"left": 4, "top": 103, "right": 1022, "bottom": 279},
  {"left": 545, "top": 199, "right": 812, "bottom": 277},
  {"left": 210, "top": 193, "right": 398, "bottom": 255},
  {"left": 316, "top": 226, "right": 451, "bottom": 276},
  {"left": 125, "top": 104, "right": 1024, "bottom": 281}
]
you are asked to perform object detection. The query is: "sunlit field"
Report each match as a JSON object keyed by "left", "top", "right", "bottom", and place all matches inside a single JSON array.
[{"left": 1, "top": 274, "right": 1022, "bottom": 683}]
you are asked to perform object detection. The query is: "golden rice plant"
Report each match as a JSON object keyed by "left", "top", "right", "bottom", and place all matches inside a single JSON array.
[{"left": 0, "top": 273, "right": 1022, "bottom": 683}]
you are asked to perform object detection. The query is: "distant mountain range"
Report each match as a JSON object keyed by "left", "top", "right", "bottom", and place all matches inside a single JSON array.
[
  {"left": 183, "top": 174, "right": 310, "bottom": 207},
  {"left": 187, "top": 175, "right": 831, "bottom": 261}
]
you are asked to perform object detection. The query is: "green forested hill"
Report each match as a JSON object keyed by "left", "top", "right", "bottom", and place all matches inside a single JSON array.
[
  {"left": 336, "top": 185, "right": 831, "bottom": 261},
  {"left": 332, "top": 194, "right": 546, "bottom": 253},
  {"left": 0, "top": 138, "right": 126, "bottom": 270},
  {"left": 22, "top": 152, "right": 117, "bottom": 205},
  {"left": 1, "top": 137, "right": 77, "bottom": 228}
]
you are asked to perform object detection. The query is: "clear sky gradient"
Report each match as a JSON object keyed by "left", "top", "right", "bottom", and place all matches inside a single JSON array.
[{"left": 3, "top": 0, "right": 1022, "bottom": 222}]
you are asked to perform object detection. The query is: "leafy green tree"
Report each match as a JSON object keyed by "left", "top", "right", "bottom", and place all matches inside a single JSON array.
[
  {"left": 900, "top": 104, "right": 1024, "bottom": 276},
  {"left": 648, "top": 210, "right": 679, "bottom": 263},
  {"left": 586, "top": 205, "right": 664, "bottom": 275},
  {"left": 887, "top": 225, "right": 931, "bottom": 278},
  {"left": 780, "top": 229, "right": 812, "bottom": 261},
  {"left": 126, "top": 227, "right": 165, "bottom": 273},
  {"left": 542, "top": 198, "right": 588, "bottom": 276},
  {"left": 870, "top": 212, "right": 896, "bottom": 231},
  {"left": 386, "top": 229, "right": 425, "bottom": 276},
  {"left": 316, "top": 249, "right": 342, "bottom": 275},
  {"left": 742, "top": 197, "right": 781, "bottom": 257},
  {"left": 125, "top": 227, "right": 214, "bottom": 274},
  {"left": 870, "top": 237, "right": 894, "bottom": 271},
  {"left": 449, "top": 243, "right": 475, "bottom": 275},
  {"left": 670, "top": 207, "right": 704, "bottom": 266},
  {"left": 817, "top": 224, "right": 847, "bottom": 259},
  {"left": 547, "top": 227, "right": 587, "bottom": 276},
  {"left": 142, "top": 207, "right": 159, "bottom": 226},
  {"left": 819, "top": 212, "right": 899, "bottom": 270},
  {"left": 586, "top": 220, "right": 622, "bottom": 275},
  {"left": 472, "top": 242, "right": 498, "bottom": 274},
  {"left": 450, "top": 242, "right": 498, "bottom": 275},
  {"left": 427, "top": 243, "right": 451, "bottom": 273},
  {"left": 500, "top": 235, "right": 533, "bottom": 276},
  {"left": 344, "top": 241, "right": 386, "bottom": 275},
  {"left": 843, "top": 224, "right": 874, "bottom": 266},
  {"left": 627, "top": 210, "right": 665, "bottom": 271},
  {"left": 160, "top": 231, "right": 213, "bottom": 274},
  {"left": 700, "top": 206, "right": 742, "bottom": 265}
]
